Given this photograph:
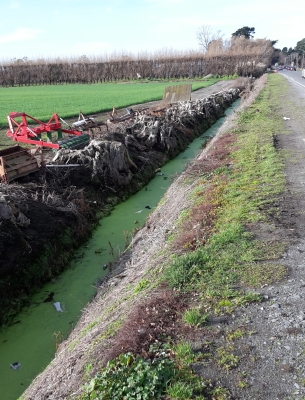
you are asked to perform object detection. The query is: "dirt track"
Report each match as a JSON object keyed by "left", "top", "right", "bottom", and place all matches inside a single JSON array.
[
  {"left": 189, "top": 74, "right": 305, "bottom": 399},
  {"left": 225, "top": 75, "right": 305, "bottom": 398},
  {"left": 193, "top": 75, "right": 305, "bottom": 398}
]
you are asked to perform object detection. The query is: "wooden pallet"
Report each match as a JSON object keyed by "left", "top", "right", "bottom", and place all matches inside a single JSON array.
[{"left": 0, "top": 145, "right": 39, "bottom": 183}]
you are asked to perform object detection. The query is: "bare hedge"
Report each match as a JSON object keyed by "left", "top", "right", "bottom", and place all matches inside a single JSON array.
[{"left": 0, "top": 38, "right": 274, "bottom": 86}]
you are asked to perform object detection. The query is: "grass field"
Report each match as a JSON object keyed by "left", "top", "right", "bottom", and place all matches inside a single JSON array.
[{"left": 0, "top": 79, "right": 219, "bottom": 129}]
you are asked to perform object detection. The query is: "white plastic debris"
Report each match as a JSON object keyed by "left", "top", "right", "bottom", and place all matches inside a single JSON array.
[
  {"left": 283, "top": 117, "right": 290, "bottom": 120},
  {"left": 10, "top": 362, "right": 21, "bottom": 370},
  {"left": 53, "top": 302, "right": 63, "bottom": 312}
]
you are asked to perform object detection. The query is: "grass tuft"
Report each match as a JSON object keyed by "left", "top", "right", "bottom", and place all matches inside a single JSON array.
[{"left": 182, "top": 308, "right": 209, "bottom": 328}]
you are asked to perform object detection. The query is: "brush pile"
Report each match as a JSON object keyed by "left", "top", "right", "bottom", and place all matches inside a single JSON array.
[{"left": 52, "top": 88, "right": 241, "bottom": 191}]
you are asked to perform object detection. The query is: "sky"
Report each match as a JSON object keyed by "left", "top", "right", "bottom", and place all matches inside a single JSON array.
[{"left": 0, "top": 0, "right": 303, "bottom": 62}]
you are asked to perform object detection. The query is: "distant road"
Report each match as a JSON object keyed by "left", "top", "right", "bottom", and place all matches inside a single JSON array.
[{"left": 279, "top": 69, "right": 305, "bottom": 98}]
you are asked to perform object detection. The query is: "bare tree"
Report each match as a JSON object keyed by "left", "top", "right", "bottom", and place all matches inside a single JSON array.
[{"left": 197, "top": 25, "right": 223, "bottom": 53}]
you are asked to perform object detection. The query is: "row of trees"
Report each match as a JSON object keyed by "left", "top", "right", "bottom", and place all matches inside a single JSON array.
[
  {"left": 279, "top": 38, "right": 305, "bottom": 67},
  {"left": 281, "top": 39, "right": 305, "bottom": 57},
  {"left": 269, "top": 38, "right": 305, "bottom": 67},
  {"left": 0, "top": 36, "right": 274, "bottom": 87},
  {"left": 205, "top": 36, "right": 274, "bottom": 76},
  {"left": 197, "top": 25, "right": 305, "bottom": 68},
  {"left": 2, "top": 24, "right": 303, "bottom": 88},
  {"left": 0, "top": 53, "right": 205, "bottom": 86}
]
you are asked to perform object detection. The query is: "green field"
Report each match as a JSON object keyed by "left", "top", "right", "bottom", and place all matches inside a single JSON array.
[{"left": 0, "top": 79, "right": 219, "bottom": 129}]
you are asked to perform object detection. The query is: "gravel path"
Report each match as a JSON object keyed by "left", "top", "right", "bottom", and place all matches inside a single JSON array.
[
  {"left": 247, "top": 75, "right": 305, "bottom": 399},
  {"left": 199, "top": 76, "right": 305, "bottom": 399}
]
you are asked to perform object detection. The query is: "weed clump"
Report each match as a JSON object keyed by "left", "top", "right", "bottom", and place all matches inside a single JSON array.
[
  {"left": 102, "top": 290, "right": 187, "bottom": 363},
  {"left": 83, "top": 351, "right": 174, "bottom": 400}
]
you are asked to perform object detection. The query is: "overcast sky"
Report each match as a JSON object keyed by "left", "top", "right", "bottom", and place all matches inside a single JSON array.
[{"left": 0, "top": 0, "right": 303, "bottom": 62}]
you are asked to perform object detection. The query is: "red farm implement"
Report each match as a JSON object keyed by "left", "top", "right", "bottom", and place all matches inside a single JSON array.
[{"left": 7, "top": 112, "right": 90, "bottom": 150}]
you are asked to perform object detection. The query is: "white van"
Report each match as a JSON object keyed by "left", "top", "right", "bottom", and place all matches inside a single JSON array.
[{"left": 302, "top": 68, "right": 305, "bottom": 78}]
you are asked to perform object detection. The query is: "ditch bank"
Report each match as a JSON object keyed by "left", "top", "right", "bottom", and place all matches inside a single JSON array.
[
  {"left": 0, "top": 79, "right": 249, "bottom": 327},
  {"left": 21, "top": 75, "right": 268, "bottom": 400}
]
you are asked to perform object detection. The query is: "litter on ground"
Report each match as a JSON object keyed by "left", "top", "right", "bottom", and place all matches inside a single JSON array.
[{"left": 53, "top": 302, "right": 64, "bottom": 312}]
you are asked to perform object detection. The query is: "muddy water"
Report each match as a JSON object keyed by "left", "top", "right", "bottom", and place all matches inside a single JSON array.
[{"left": 0, "top": 101, "right": 239, "bottom": 400}]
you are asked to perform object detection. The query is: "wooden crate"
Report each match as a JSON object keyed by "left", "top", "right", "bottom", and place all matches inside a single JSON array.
[{"left": 0, "top": 146, "right": 39, "bottom": 182}]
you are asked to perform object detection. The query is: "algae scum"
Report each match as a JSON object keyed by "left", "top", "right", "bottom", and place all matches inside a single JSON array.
[{"left": 0, "top": 100, "right": 239, "bottom": 400}]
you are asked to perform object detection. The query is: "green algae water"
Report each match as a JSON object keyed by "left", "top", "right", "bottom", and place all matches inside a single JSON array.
[{"left": 0, "top": 101, "right": 239, "bottom": 400}]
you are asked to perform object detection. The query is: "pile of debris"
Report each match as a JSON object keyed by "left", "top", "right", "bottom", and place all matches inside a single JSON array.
[{"left": 52, "top": 88, "right": 241, "bottom": 193}]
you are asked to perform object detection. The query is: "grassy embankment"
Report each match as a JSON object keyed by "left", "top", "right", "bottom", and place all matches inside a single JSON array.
[
  {"left": 72, "top": 73, "right": 289, "bottom": 399},
  {"left": 0, "top": 78, "right": 226, "bottom": 132}
]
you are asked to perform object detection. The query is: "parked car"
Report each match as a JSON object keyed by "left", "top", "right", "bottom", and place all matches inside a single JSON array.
[
  {"left": 302, "top": 68, "right": 305, "bottom": 78},
  {"left": 283, "top": 65, "right": 295, "bottom": 70}
]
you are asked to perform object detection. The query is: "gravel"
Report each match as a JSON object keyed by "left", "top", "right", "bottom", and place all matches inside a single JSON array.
[{"left": 198, "top": 74, "right": 305, "bottom": 399}]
